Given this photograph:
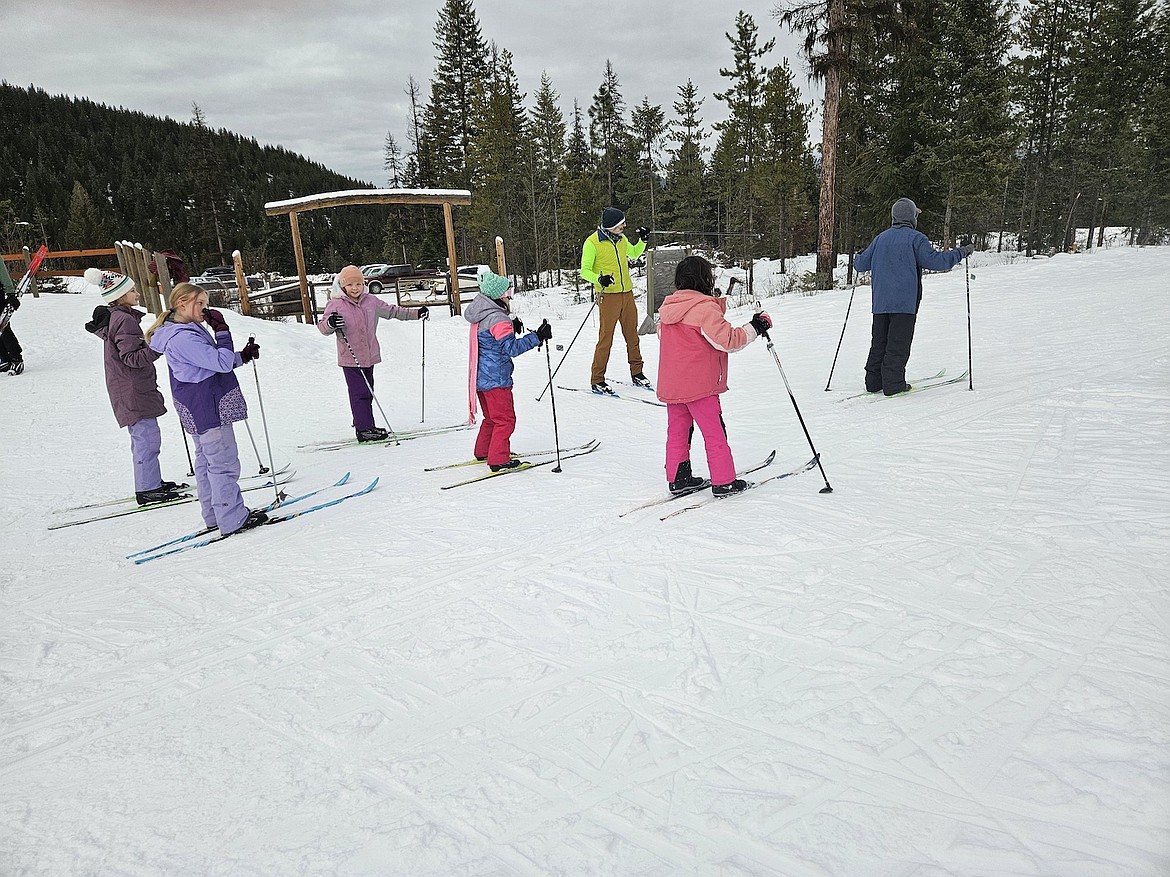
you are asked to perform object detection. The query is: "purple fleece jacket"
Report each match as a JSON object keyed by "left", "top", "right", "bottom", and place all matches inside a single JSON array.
[
  {"left": 149, "top": 320, "right": 247, "bottom": 435},
  {"left": 93, "top": 304, "right": 167, "bottom": 428}
]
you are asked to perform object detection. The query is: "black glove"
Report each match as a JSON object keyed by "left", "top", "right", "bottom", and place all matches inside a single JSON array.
[
  {"left": 203, "top": 307, "right": 229, "bottom": 333},
  {"left": 240, "top": 338, "right": 260, "bottom": 363},
  {"left": 327, "top": 312, "right": 346, "bottom": 333},
  {"left": 511, "top": 317, "right": 524, "bottom": 335},
  {"left": 960, "top": 243, "right": 975, "bottom": 258},
  {"left": 598, "top": 274, "right": 614, "bottom": 289},
  {"left": 635, "top": 226, "right": 650, "bottom": 242},
  {"left": 85, "top": 305, "right": 111, "bottom": 333},
  {"left": 416, "top": 306, "right": 429, "bottom": 321},
  {"left": 534, "top": 320, "right": 553, "bottom": 342},
  {"left": 749, "top": 311, "right": 772, "bottom": 336},
  {"left": 5, "top": 294, "right": 19, "bottom": 312}
]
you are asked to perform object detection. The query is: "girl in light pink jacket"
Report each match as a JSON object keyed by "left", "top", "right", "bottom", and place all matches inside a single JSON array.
[
  {"left": 318, "top": 264, "right": 426, "bottom": 442},
  {"left": 655, "top": 256, "right": 771, "bottom": 497}
]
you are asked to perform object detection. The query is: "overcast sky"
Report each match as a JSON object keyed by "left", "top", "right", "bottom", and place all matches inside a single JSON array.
[{"left": 4, "top": 0, "right": 823, "bottom": 185}]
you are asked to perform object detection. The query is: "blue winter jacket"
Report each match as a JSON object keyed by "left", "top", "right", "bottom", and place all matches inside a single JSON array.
[
  {"left": 463, "top": 293, "right": 541, "bottom": 391},
  {"left": 855, "top": 225, "right": 964, "bottom": 314}
]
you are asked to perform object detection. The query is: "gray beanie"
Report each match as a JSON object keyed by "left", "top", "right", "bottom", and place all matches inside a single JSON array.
[{"left": 891, "top": 198, "right": 920, "bottom": 228}]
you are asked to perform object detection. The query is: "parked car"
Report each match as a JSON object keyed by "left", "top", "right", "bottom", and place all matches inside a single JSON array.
[
  {"left": 360, "top": 263, "right": 443, "bottom": 294},
  {"left": 190, "top": 268, "right": 265, "bottom": 292}
]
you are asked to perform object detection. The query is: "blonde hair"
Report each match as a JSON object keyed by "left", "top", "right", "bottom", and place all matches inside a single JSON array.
[{"left": 145, "top": 282, "right": 206, "bottom": 342}]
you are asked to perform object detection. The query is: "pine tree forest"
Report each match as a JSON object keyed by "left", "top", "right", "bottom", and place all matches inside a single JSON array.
[{"left": 2, "top": 0, "right": 1167, "bottom": 284}]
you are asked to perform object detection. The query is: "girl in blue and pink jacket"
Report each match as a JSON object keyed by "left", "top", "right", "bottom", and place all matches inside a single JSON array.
[
  {"left": 463, "top": 270, "right": 551, "bottom": 470},
  {"left": 656, "top": 256, "right": 771, "bottom": 497},
  {"left": 147, "top": 283, "right": 265, "bottom": 535}
]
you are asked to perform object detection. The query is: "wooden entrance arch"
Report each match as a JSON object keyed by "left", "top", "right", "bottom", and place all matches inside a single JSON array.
[{"left": 264, "top": 188, "right": 473, "bottom": 321}]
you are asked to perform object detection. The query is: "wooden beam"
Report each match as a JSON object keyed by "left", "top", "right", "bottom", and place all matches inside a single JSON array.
[
  {"left": 289, "top": 212, "right": 311, "bottom": 323},
  {"left": 443, "top": 201, "right": 461, "bottom": 316},
  {"left": 2, "top": 247, "right": 117, "bottom": 261},
  {"left": 233, "top": 250, "right": 251, "bottom": 316},
  {"left": 495, "top": 236, "right": 507, "bottom": 277},
  {"left": 265, "top": 189, "right": 471, "bottom": 216}
]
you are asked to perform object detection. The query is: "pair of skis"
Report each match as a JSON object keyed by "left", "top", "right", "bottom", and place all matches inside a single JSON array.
[
  {"left": 48, "top": 467, "right": 296, "bottom": 530},
  {"left": 556, "top": 385, "right": 666, "bottom": 408},
  {"left": 299, "top": 422, "right": 473, "bottom": 452},
  {"left": 439, "top": 440, "right": 601, "bottom": 489},
  {"left": 835, "top": 368, "right": 968, "bottom": 402},
  {"left": 128, "top": 472, "right": 377, "bottom": 564},
  {"left": 618, "top": 451, "right": 818, "bottom": 519}
]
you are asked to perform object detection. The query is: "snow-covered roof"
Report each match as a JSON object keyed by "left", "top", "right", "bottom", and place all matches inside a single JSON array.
[{"left": 265, "top": 188, "right": 473, "bottom": 213}]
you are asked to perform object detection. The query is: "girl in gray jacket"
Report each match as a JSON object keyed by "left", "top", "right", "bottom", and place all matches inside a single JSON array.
[{"left": 84, "top": 268, "right": 183, "bottom": 505}]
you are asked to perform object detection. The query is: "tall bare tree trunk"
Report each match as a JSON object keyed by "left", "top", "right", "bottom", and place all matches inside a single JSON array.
[{"left": 816, "top": 0, "right": 846, "bottom": 286}]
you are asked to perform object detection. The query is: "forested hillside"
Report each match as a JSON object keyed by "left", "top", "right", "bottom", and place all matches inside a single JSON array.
[{"left": 0, "top": 84, "right": 388, "bottom": 274}]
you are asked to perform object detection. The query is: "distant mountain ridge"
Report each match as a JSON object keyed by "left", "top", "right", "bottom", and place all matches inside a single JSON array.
[{"left": 0, "top": 82, "right": 387, "bottom": 273}]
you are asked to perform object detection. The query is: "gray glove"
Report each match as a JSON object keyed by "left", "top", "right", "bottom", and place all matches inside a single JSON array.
[{"left": 960, "top": 243, "right": 974, "bottom": 258}]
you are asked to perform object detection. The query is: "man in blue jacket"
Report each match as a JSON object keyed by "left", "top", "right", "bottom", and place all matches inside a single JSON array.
[{"left": 855, "top": 197, "right": 973, "bottom": 395}]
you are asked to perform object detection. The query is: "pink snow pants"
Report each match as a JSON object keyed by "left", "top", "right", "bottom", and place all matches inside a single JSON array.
[
  {"left": 665, "top": 394, "right": 736, "bottom": 487},
  {"left": 474, "top": 387, "right": 518, "bottom": 466}
]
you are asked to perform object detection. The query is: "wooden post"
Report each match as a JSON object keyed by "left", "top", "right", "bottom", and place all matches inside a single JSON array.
[
  {"left": 22, "top": 246, "right": 39, "bottom": 298},
  {"left": 132, "top": 244, "right": 160, "bottom": 313},
  {"left": 495, "top": 235, "right": 506, "bottom": 277},
  {"left": 232, "top": 250, "right": 251, "bottom": 316},
  {"left": 114, "top": 241, "right": 130, "bottom": 276},
  {"left": 443, "top": 201, "right": 461, "bottom": 316},
  {"left": 289, "top": 212, "right": 311, "bottom": 323},
  {"left": 155, "top": 249, "right": 174, "bottom": 305}
]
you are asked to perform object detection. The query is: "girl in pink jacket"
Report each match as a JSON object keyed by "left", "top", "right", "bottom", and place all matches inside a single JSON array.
[
  {"left": 655, "top": 256, "right": 771, "bottom": 497},
  {"left": 318, "top": 264, "right": 426, "bottom": 442}
]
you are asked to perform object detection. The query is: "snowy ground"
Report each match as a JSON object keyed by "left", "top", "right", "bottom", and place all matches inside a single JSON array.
[{"left": 2, "top": 245, "right": 1168, "bottom": 875}]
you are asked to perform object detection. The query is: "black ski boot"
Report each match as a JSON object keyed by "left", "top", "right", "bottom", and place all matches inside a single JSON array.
[
  {"left": 712, "top": 479, "right": 751, "bottom": 497},
  {"left": 630, "top": 372, "right": 653, "bottom": 389},
  {"left": 489, "top": 459, "right": 525, "bottom": 472},
  {"left": 591, "top": 381, "right": 616, "bottom": 396},
  {"left": 356, "top": 427, "right": 389, "bottom": 442},
  {"left": 669, "top": 460, "right": 708, "bottom": 495},
  {"left": 8, "top": 359, "right": 24, "bottom": 375},
  {"left": 233, "top": 508, "right": 269, "bottom": 533},
  {"left": 136, "top": 486, "right": 184, "bottom": 506}
]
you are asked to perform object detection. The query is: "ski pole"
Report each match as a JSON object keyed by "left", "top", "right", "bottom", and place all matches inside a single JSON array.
[
  {"left": 247, "top": 341, "right": 282, "bottom": 508},
  {"left": 964, "top": 249, "right": 974, "bottom": 391},
  {"left": 420, "top": 316, "right": 426, "bottom": 422},
  {"left": 541, "top": 320, "right": 563, "bottom": 472},
  {"left": 242, "top": 418, "right": 270, "bottom": 475},
  {"left": 179, "top": 423, "right": 195, "bottom": 478},
  {"left": 336, "top": 325, "right": 400, "bottom": 445},
  {"left": 757, "top": 323, "right": 834, "bottom": 494},
  {"left": 825, "top": 285, "right": 857, "bottom": 391},
  {"left": 536, "top": 298, "right": 598, "bottom": 401}
]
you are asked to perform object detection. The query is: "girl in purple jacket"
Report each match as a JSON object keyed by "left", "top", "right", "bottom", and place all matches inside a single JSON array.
[
  {"left": 317, "top": 264, "right": 427, "bottom": 442},
  {"left": 146, "top": 283, "right": 265, "bottom": 536},
  {"left": 83, "top": 268, "right": 181, "bottom": 506}
]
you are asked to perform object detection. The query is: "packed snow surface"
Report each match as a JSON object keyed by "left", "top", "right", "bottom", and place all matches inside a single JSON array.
[{"left": 2, "top": 245, "right": 1168, "bottom": 875}]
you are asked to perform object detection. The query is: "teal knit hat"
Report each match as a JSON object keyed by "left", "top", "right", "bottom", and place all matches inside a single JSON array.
[{"left": 479, "top": 270, "right": 513, "bottom": 300}]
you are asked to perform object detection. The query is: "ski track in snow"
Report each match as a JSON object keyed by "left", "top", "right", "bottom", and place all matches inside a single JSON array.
[{"left": 1, "top": 247, "right": 1168, "bottom": 875}]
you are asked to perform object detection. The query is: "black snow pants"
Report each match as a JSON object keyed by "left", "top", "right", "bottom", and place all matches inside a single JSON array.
[
  {"left": 865, "top": 312, "right": 917, "bottom": 395},
  {"left": 0, "top": 326, "right": 21, "bottom": 364}
]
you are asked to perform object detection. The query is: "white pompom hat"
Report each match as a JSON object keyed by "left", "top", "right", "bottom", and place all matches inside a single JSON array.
[{"left": 84, "top": 267, "right": 135, "bottom": 303}]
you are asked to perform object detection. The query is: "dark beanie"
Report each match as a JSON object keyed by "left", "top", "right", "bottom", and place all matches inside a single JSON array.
[{"left": 601, "top": 207, "right": 625, "bottom": 230}]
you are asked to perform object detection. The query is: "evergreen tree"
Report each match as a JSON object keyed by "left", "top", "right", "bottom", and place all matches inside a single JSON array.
[
  {"left": 630, "top": 98, "right": 667, "bottom": 233},
  {"left": 588, "top": 61, "right": 631, "bottom": 207},
  {"left": 63, "top": 180, "right": 109, "bottom": 248},
  {"left": 529, "top": 73, "right": 568, "bottom": 280},
  {"left": 420, "top": 0, "right": 489, "bottom": 189},
  {"left": 560, "top": 100, "right": 599, "bottom": 283},
  {"left": 661, "top": 80, "right": 710, "bottom": 239},
  {"left": 759, "top": 60, "right": 815, "bottom": 269},
  {"left": 714, "top": 11, "right": 775, "bottom": 261},
  {"left": 189, "top": 103, "right": 229, "bottom": 266},
  {"left": 466, "top": 44, "right": 529, "bottom": 280}
]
